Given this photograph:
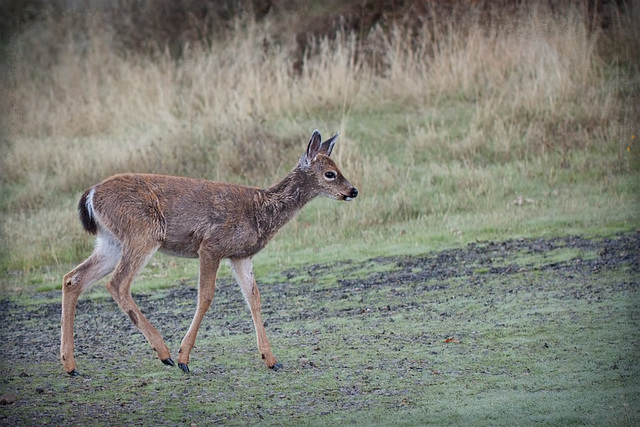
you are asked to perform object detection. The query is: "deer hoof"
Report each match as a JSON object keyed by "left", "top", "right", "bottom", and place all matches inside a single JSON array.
[
  {"left": 162, "top": 358, "right": 175, "bottom": 367},
  {"left": 67, "top": 369, "right": 79, "bottom": 377},
  {"left": 270, "top": 362, "right": 283, "bottom": 371},
  {"left": 178, "top": 363, "right": 189, "bottom": 373}
]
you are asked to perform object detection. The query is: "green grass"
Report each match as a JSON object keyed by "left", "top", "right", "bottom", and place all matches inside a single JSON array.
[{"left": 1, "top": 239, "right": 637, "bottom": 425}]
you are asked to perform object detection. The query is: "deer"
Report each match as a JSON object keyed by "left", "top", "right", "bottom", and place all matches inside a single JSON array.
[{"left": 60, "top": 129, "right": 358, "bottom": 376}]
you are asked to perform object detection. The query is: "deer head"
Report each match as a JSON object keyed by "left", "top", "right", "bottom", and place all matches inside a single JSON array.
[{"left": 300, "top": 129, "right": 358, "bottom": 201}]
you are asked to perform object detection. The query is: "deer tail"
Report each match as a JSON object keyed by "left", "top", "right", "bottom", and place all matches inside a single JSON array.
[{"left": 78, "top": 188, "right": 98, "bottom": 235}]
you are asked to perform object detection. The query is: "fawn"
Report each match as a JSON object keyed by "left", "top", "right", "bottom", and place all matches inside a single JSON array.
[{"left": 60, "top": 129, "right": 358, "bottom": 375}]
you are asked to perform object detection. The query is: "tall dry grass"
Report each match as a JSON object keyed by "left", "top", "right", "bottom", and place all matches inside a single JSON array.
[{"left": 2, "top": 2, "right": 637, "bottom": 272}]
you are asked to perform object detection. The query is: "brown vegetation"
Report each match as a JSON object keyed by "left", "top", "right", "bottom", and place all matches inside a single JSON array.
[{"left": 1, "top": 1, "right": 638, "bottom": 272}]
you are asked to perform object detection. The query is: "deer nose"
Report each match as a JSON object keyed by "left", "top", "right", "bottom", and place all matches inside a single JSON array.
[{"left": 350, "top": 188, "right": 358, "bottom": 198}]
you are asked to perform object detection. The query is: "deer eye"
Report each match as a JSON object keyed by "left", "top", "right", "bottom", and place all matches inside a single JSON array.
[{"left": 324, "top": 171, "right": 337, "bottom": 180}]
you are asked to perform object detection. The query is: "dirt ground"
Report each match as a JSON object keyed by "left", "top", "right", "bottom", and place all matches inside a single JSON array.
[{"left": 0, "top": 232, "right": 638, "bottom": 425}]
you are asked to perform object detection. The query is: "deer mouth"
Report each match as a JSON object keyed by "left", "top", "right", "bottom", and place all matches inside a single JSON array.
[
  {"left": 341, "top": 191, "right": 358, "bottom": 201},
  {"left": 332, "top": 188, "right": 357, "bottom": 201}
]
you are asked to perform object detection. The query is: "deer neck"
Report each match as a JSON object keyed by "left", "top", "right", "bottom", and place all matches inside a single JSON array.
[{"left": 255, "top": 166, "right": 317, "bottom": 237}]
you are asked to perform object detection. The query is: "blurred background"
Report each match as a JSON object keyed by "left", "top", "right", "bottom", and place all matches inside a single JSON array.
[{"left": 1, "top": 0, "right": 638, "bottom": 278}]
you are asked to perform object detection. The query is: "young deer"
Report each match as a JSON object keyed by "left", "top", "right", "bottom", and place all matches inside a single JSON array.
[{"left": 60, "top": 129, "right": 357, "bottom": 375}]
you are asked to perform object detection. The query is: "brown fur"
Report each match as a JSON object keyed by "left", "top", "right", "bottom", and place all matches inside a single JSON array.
[{"left": 60, "top": 130, "right": 357, "bottom": 375}]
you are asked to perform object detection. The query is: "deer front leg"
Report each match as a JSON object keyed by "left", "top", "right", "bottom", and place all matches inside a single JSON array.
[
  {"left": 229, "top": 257, "right": 281, "bottom": 370},
  {"left": 176, "top": 254, "right": 220, "bottom": 373}
]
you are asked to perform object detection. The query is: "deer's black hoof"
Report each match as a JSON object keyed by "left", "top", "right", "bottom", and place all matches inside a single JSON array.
[
  {"left": 270, "top": 362, "right": 283, "bottom": 371},
  {"left": 178, "top": 363, "right": 190, "bottom": 373},
  {"left": 162, "top": 358, "right": 175, "bottom": 367},
  {"left": 67, "top": 369, "right": 79, "bottom": 377}
]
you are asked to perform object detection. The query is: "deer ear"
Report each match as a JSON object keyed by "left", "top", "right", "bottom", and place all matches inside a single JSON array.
[
  {"left": 320, "top": 131, "right": 339, "bottom": 156},
  {"left": 302, "top": 129, "right": 323, "bottom": 167}
]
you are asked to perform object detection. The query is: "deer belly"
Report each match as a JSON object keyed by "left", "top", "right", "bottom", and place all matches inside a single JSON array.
[{"left": 158, "top": 237, "right": 200, "bottom": 258}]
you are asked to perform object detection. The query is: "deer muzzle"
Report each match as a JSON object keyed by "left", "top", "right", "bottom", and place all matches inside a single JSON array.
[{"left": 344, "top": 187, "right": 358, "bottom": 201}]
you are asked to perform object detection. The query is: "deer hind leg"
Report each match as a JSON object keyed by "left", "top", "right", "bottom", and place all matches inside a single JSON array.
[
  {"left": 229, "top": 257, "right": 281, "bottom": 370},
  {"left": 61, "top": 232, "right": 121, "bottom": 375},
  {"left": 105, "top": 244, "right": 174, "bottom": 367},
  {"left": 176, "top": 253, "right": 220, "bottom": 373}
]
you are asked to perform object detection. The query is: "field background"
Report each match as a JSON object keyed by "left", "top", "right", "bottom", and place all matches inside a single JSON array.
[
  {"left": 1, "top": 0, "right": 638, "bottom": 280},
  {"left": 0, "top": 233, "right": 638, "bottom": 425},
  {"left": 0, "top": 0, "right": 639, "bottom": 425}
]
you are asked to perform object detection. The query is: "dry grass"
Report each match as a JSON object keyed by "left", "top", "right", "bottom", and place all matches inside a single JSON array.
[{"left": 1, "top": 2, "right": 638, "bottom": 273}]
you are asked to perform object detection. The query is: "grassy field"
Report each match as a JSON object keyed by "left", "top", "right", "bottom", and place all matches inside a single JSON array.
[
  {"left": 1, "top": 1, "right": 638, "bottom": 280},
  {"left": 0, "top": 233, "right": 638, "bottom": 425},
  {"left": 0, "top": 1, "right": 639, "bottom": 425}
]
